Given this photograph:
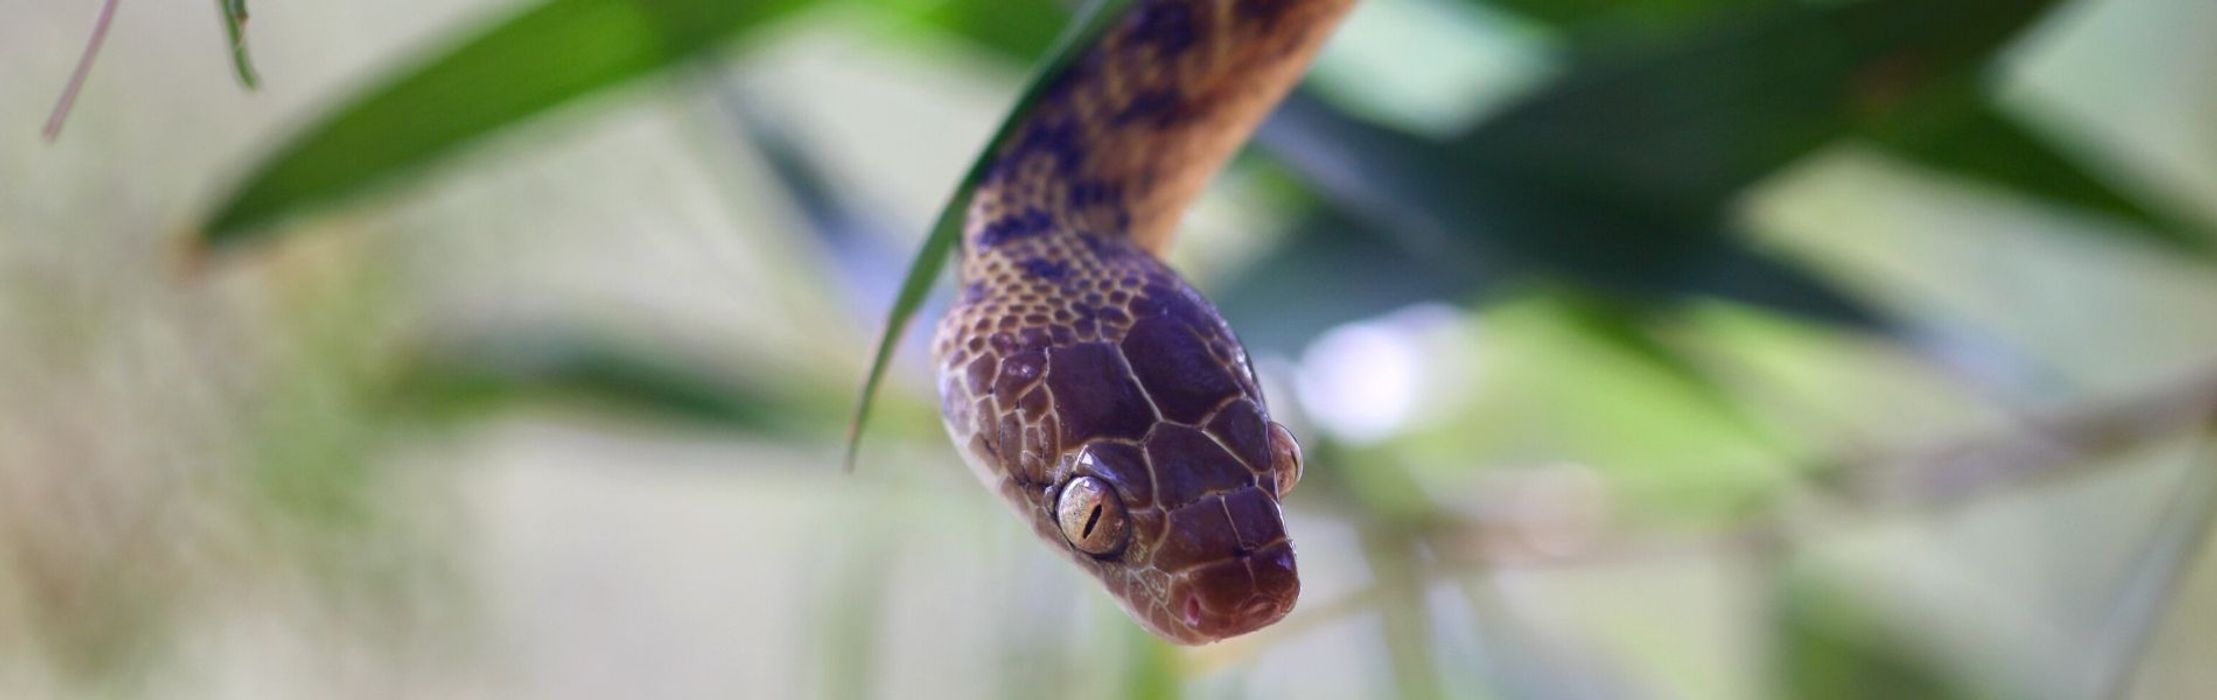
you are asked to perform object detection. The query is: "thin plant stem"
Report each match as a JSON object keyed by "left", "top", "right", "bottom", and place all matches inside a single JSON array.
[
  {"left": 2092, "top": 415, "right": 2217, "bottom": 699},
  {"left": 44, "top": 0, "right": 122, "bottom": 142}
]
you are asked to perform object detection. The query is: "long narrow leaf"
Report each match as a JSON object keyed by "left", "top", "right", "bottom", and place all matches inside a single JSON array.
[
  {"left": 1465, "top": 0, "right": 2062, "bottom": 220},
  {"left": 1456, "top": 0, "right": 2198, "bottom": 252},
  {"left": 395, "top": 328, "right": 826, "bottom": 434},
  {"left": 843, "top": 0, "right": 1131, "bottom": 470},
  {"left": 1466, "top": 0, "right": 1783, "bottom": 40},
  {"left": 1257, "top": 93, "right": 1890, "bottom": 329},
  {"left": 198, "top": 0, "right": 811, "bottom": 246},
  {"left": 1866, "top": 88, "right": 2202, "bottom": 252},
  {"left": 1248, "top": 0, "right": 2071, "bottom": 330},
  {"left": 216, "top": 0, "right": 259, "bottom": 88}
]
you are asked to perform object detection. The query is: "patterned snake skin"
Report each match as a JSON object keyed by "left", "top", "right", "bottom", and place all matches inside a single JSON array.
[{"left": 932, "top": 0, "right": 1354, "bottom": 644}]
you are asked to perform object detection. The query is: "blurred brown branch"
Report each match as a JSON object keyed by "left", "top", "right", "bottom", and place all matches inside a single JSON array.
[
  {"left": 1245, "top": 368, "right": 2217, "bottom": 661},
  {"left": 2091, "top": 411, "right": 2217, "bottom": 698},
  {"left": 1811, "top": 370, "right": 2217, "bottom": 510}
]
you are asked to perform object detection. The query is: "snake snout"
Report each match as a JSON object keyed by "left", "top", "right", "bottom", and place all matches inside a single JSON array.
[
  {"left": 1229, "top": 540, "right": 1301, "bottom": 633},
  {"left": 1175, "top": 539, "right": 1300, "bottom": 643}
]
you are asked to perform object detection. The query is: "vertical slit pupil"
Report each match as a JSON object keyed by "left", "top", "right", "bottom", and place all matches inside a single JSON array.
[{"left": 1082, "top": 503, "right": 1103, "bottom": 538}]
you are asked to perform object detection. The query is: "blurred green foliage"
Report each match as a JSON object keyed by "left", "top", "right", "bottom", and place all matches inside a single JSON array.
[
  {"left": 145, "top": 0, "right": 2217, "bottom": 696},
  {"left": 1773, "top": 575, "right": 1976, "bottom": 700},
  {"left": 199, "top": 0, "right": 812, "bottom": 242}
]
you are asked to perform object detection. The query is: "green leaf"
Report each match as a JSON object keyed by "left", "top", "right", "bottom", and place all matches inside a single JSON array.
[
  {"left": 1463, "top": 0, "right": 2063, "bottom": 221},
  {"left": 888, "top": 0, "right": 1071, "bottom": 61},
  {"left": 1466, "top": 0, "right": 1782, "bottom": 38},
  {"left": 1252, "top": 0, "right": 2072, "bottom": 331},
  {"left": 198, "top": 0, "right": 813, "bottom": 247},
  {"left": 1460, "top": 0, "right": 2196, "bottom": 252},
  {"left": 844, "top": 0, "right": 1131, "bottom": 470},
  {"left": 215, "top": 0, "right": 259, "bottom": 88},
  {"left": 1212, "top": 203, "right": 1492, "bottom": 354},
  {"left": 1773, "top": 576, "right": 1978, "bottom": 700},
  {"left": 396, "top": 329, "right": 824, "bottom": 435},
  {"left": 712, "top": 80, "right": 902, "bottom": 276},
  {"left": 1863, "top": 85, "right": 2204, "bottom": 252},
  {"left": 1119, "top": 623, "right": 1184, "bottom": 700},
  {"left": 1257, "top": 95, "right": 1888, "bottom": 329}
]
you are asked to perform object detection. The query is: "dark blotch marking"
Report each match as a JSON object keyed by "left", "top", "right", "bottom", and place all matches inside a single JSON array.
[
  {"left": 1019, "top": 256, "right": 1068, "bottom": 281},
  {"left": 1001, "top": 118, "right": 1087, "bottom": 177},
  {"left": 1145, "top": 424, "right": 1256, "bottom": 508},
  {"left": 1067, "top": 180, "right": 1123, "bottom": 209},
  {"left": 1238, "top": 0, "right": 1296, "bottom": 28},
  {"left": 1039, "top": 52, "right": 1097, "bottom": 104},
  {"left": 1117, "top": 88, "right": 1189, "bottom": 128},
  {"left": 977, "top": 208, "right": 1056, "bottom": 248},
  {"left": 1080, "top": 230, "right": 1117, "bottom": 257},
  {"left": 1122, "top": 316, "right": 1242, "bottom": 425},
  {"left": 1127, "top": 1, "right": 1200, "bottom": 57},
  {"left": 1044, "top": 342, "right": 1158, "bottom": 444}
]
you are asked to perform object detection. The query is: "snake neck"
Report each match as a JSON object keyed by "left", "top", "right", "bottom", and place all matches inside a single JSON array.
[{"left": 957, "top": 0, "right": 1357, "bottom": 261}]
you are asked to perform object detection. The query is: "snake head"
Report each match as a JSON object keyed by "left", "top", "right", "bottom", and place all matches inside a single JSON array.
[{"left": 1055, "top": 428, "right": 1300, "bottom": 645}]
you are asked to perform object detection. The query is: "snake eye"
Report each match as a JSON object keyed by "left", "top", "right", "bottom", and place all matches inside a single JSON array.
[
  {"left": 1267, "top": 421, "right": 1303, "bottom": 497},
  {"left": 1056, "top": 476, "right": 1128, "bottom": 557}
]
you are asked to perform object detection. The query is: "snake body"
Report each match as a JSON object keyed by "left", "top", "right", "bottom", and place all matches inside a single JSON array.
[{"left": 933, "top": 0, "right": 1354, "bottom": 644}]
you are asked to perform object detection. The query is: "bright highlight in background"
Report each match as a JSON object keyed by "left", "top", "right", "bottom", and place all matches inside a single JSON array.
[{"left": 1295, "top": 304, "right": 1465, "bottom": 444}]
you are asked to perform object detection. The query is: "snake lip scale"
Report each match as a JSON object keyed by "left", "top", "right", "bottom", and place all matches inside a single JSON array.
[{"left": 932, "top": 0, "right": 1354, "bottom": 644}]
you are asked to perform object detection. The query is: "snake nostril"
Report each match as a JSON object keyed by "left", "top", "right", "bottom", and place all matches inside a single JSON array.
[{"left": 1182, "top": 594, "right": 1203, "bottom": 629}]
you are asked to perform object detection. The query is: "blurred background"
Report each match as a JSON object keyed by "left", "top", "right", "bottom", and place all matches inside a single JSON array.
[{"left": 4, "top": 0, "right": 2217, "bottom": 697}]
